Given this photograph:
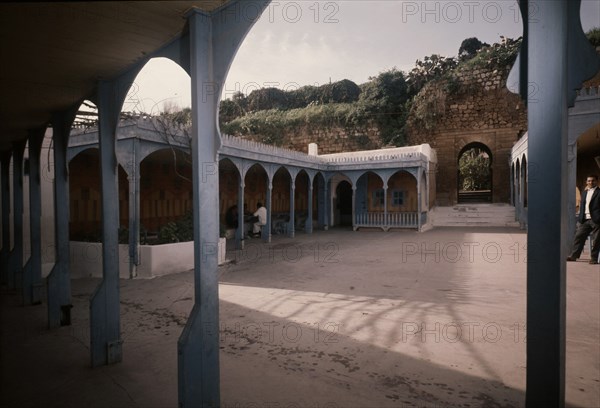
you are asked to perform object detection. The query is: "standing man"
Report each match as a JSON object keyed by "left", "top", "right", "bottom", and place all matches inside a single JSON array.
[
  {"left": 567, "top": 174, "right": 600, "bottom": 264},
  {"left": 252, "top": 202, "right": 267, "bottom": 238}
]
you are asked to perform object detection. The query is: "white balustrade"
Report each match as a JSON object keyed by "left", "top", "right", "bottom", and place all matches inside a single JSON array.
[{"left": 355, "top": 212, "right": 418, "bottom": 228}]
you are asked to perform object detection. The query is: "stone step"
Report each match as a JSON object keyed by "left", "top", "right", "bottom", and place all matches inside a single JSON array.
[
  {"left": 433, "top": 221, "right": 522, "bottom": 228},
  {"left": 430, "top": 205, "right": 519, "bottom": 228}
]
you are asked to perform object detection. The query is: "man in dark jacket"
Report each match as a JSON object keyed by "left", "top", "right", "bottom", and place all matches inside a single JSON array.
[{"left": 567, "top": 174, "right": 600, "bottom": 264}]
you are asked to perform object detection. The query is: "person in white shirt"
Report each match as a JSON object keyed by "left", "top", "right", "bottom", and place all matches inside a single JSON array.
[
  {"left": 567, "top": 174, "right": 600, "bottom": 264},
  {"left": 252, "top": 202, "right": 267, "bottom": 237}
]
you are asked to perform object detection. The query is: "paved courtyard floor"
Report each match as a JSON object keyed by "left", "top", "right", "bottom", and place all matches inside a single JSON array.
[{"left": 1, "top": 227, "right": 599, "bottom": 407}]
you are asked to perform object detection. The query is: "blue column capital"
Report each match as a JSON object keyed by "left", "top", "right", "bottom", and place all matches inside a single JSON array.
[{"left": 184, "top": 6, "right": 211, "bottom": 19}]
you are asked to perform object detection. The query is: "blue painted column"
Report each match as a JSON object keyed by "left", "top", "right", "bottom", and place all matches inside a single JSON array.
[
  {"left": 237, "top": 180, "right": 245, "bottom": 249},
  {"left": 509, "top": 163, "right": 515, "bottom": 208},
  {"left": 178, "top": 3, "right": 269, "bottom": 406},
  {"left": 519, "top": 164, "right": 526, "bottom": 226},
  {"left": 90, "top": 80, "right": 123, "bottom": 367},
  {"left": 323, "top": 180, "right": 329, "bottom": 230},
  {"left": 515, "top": 164, "right": 521, "bottom": 223},
  {"left": 127, "top": 139, "right": 140, "bottom": 279},
  {"left": 417, "top": 175, "right": 422, "bottom": 231},
  {"left": 383, "top": 184, "right": 388, "bottom": 231},
  {"left": 306, "top": 183, "right": 313, "bottom": 234},
  {"left": 351, "top": 186, "right": 357, "bottom": 231},
  {"left": 525, "top": 1, "right": 600, "bottom": 406},
  {"left": 289, "top": 181, "right": 295, "bottom": 238},
  {"left": 179, "top": 10, "right": 221, "bottom": 408},
  {"left": 1, "top": 151, "right": 11, "bottom": 284},
  {"left": 264, "top": 182, "right": 272, "bottom": 243},
  {"left": 22, "top": 129, "right": 45, "bottom": 305},
  {"left": 526, "top": 1, "right": 566, "bottom": 405},
  {"left": 48, "top": 113, "right": 73, "bottom": 328},
  {"left": 8, "top": 141, "right": 26, "bottom": 290}
]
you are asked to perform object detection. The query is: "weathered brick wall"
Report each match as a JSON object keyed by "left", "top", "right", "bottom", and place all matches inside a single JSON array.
[
  {"left": 406, "top": 64, "right": 528, "bottom": 205},
  {"left": 428, "top": 128, "right": 522, "bottom": 205}
]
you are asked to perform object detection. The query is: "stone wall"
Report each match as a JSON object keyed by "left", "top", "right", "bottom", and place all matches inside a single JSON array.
[
  {"left": 239, "top": 124, "right": 383, "bottom": 155},
  {"left": 429, "top": 127, "right": 521, "bottom": 205},
  {"left": 233, "top": 62, "right": 529, "bottom": 206},
  {"left": 406, "top": 64, "right": 528, "bottom": 205}
]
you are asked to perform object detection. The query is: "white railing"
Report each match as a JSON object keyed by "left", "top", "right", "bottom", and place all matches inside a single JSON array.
[
  {"left": 220, "top": 133, "right": 320, "bottom": 163},
  {"left": 355, "top": 212, "right": 418, "bottom": 228},
  {"left": 388, "top": 212, "right": 419, "bottom": 227},
  {"left": 70, "top": 118, "right": 435, "bottom": 168},
  {"left": 356, "top": 212, "right": 385, "bottom": 226}
]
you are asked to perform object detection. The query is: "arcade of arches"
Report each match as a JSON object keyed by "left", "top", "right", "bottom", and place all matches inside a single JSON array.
[{"left": 68, "top": 139, "right": 431, "bottom": 242}]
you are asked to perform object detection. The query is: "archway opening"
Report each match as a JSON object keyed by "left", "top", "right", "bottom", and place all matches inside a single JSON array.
[
  {"left": 219, "top": 158, "right": 240, "bottom": 237},
  {"left": 242, "top": 163, "right": 269, "bottom": 238},
  {"left": 69, "top": 148, "right": 129, "bottom": 241},
  {"left": 244, "top": 163, "right": 268, "bottom": 218},
  {"left": 294, "top": 170, "right": 310, "bottom": 232},
  {"left": 336, "top": 180, "right": 353, "bottom": 227},
  {"left": 457, "top": 142, "right": 493, "bottom": 203},
  {"left": 313, "top": 173, "right": 325, "bottom": 229},
  {"left": 139, "top": 148, "right": 192, "bottom": 242},
  {"left": 123, "top": 57, "right": 191, "bottom": 116},
  {"left": 272, "top": 167, "right": 291, "bottom": 235}
]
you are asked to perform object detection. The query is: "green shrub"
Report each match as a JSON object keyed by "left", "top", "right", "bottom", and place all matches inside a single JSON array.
[
  {"left": 156, "top": 212, "right": 226, "bottom": 244},
  {"left": 219, "top": 37, "right": 521, "bottom": 149},
  {"left": 460, "top": 37, "right": 521, "bottom": 71},
  {"left": 158, "top": 211, "right": 194, "bottom": 244}
]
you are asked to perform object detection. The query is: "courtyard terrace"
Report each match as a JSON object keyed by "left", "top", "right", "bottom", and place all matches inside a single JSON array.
[{"left": 2, "top": 227, "right": 598, "bottom": 407}]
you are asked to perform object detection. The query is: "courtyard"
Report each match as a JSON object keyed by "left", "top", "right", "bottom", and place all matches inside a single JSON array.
[{"left": 1, "top": 227, "right": 599, "bottom": 407}]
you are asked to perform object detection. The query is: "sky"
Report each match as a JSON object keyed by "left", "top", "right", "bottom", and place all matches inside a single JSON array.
[{"left": 122, "top": 0, "right": 600, "bottom": 114}]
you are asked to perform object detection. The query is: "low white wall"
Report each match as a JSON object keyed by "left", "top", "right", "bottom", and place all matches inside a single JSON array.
[
  {"left": 137, "top": 241, "right": 195, "bottom": 278},
  {"left": 70, "top": 238, "right": 226, "bottom": 279}
]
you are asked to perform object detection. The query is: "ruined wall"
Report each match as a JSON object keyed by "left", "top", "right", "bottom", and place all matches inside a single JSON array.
[
  {"left": 406, "top": 64, "right": 528, "bottom": 205},
  {"left": 239, "top": 124, "right": 383, "bottom": 155}
]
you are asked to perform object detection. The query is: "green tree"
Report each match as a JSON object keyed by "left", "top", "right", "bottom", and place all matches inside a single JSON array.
[
  {"left": 246, "top": 87, "right": 289, "bottom": 111},
  {"left": 320, "top": 79, "right": 361, "bottom": 104},
  {"left": 462, "top": 37, "right": 521, "bottom": 70},
  {"left": 288, "top": 85, "right": 321, "bottom": 108},
  {"left": 219, "top": 91, "right": 250, "bottom": 125},
  {"left": 219, "top": 99, "right": 244, "bottom": 124},
  {"left": 458, "top": 148, "right": 491, "bottom": 191},
  {"left": 358, "top": 69, "right": 411, "bottom": 146},
  {"left": 458, "top": 37, "right": 489, "bottom": 60}
]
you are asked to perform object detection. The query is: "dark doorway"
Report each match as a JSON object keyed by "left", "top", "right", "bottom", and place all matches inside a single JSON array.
[
  {"left": 457, "top": 142, "right": 493, "bottom": 203},
  {"left": 336, "top": 181, "right": 353, "bottom": 226}
]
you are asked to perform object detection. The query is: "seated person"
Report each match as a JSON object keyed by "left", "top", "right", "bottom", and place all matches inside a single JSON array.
[{"left": 252, "top": 202, "right": 267, "bottom": 237}]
